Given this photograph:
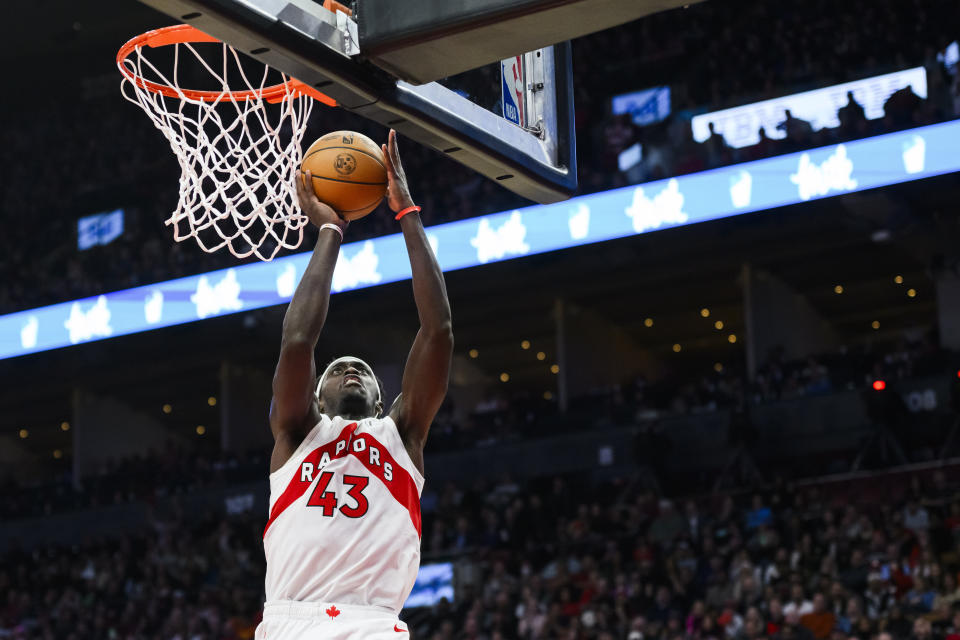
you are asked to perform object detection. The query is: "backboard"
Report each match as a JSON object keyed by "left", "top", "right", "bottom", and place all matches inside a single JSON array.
[{"left": 134, "top": 0, "right": 695, "bottom": 203}]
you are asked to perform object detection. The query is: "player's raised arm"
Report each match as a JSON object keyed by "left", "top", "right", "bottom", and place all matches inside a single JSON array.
[
  {"left": 269, "top": 172, "right": 348, "bottom": 449},
  {"left": 384, "top": 130, "right": 454, "bottom": 467}
]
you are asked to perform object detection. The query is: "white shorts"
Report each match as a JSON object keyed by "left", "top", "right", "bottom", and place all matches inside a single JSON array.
[{"left": 255, "top": 600, "right": 409, "bottom": 640}]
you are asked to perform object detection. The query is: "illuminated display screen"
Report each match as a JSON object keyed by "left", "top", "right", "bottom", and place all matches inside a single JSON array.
[
  {"left": 405, "top": 562, "right": 454, "bottom": 608},
  {"left": 612, "top": 86, "right": 671, "bottom": 126},
  {"left": 2, "top": 119, "right": 959, "bottom": 360},
  {"left": 78, "top": 209, "right": 124, "bottom": 250},
  {"left": 692, "top": 67, "right": 927, "bottom": 148}
]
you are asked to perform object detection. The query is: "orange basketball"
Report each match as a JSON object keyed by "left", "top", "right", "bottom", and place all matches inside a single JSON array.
[{"left": 301, "top": 131, "right": 387, "bottom": 221}]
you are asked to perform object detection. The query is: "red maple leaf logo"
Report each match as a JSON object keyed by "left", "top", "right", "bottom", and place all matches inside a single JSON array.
[{"left": 326, "top": 605, "right": 341, "bottom": 618}]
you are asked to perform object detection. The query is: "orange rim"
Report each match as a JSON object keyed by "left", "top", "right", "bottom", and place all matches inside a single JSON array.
[{"left": 117, "top": 24, "right": 336, "bottom": 106}]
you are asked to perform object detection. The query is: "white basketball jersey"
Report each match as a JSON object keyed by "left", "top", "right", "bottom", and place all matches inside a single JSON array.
[{"left": 263, "top": 414, "right": 424, "bottom": 613}]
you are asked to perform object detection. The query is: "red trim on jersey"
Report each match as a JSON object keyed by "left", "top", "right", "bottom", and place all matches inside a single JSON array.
[
  {"left": 262, "top": 422, "right": 422, "bottom": 539},
  {"left": 349, "top": 432, "right": 422, "bottom": 538},
  {"left": 263, "top": 422, "right": 359, "bottom": 537}
]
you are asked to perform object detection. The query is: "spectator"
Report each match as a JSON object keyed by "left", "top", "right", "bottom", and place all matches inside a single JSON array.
[
  {"left": 649, "top": 500, "right": 688, "bottom": 547},
  {"left": 784, "top": 585, "right": 815, "bottom": 617},
  {"left": 799, "top": 593, "right": 836, "bottom": 639},
  {"left": 746, "top": 495, "right": 774, "bottom": 530},
  {"left": 904, "top": 500, "right": 932, "bottom": 536}
]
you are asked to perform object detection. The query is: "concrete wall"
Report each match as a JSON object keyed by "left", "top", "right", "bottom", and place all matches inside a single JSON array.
[{"left": 745, "top": 267, "right": 840, "bottom": 376}]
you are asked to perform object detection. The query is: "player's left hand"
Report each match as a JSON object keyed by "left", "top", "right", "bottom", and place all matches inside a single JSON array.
[{"left": 382, "top": 129, "right": 416, "bottom": 214}]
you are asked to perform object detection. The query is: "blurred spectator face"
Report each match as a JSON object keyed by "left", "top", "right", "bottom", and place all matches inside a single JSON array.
[
  {"left": 812, "top": 593, "right": 826, "bottom": 612},
  {"left": 945, "top": 574, "right": 957, "bottom": 592},
  {"left": 850, "top": 549, "right": 864, "bottom": 566},
  {"left": 846, "top": 597, "right": 860, "bottom": 617},
  {"left": 656, "top": 586, "right": 671, "bottom": 606},
  {"left": 913, "top": 618, "right": 932, "bottom": 640},
  {"left": 790, "top": 584, "right": 805, "bottom": 602},
  {"left": 770, "top": 599, "right": 783, "bottom": 619},
  {"left": 830, "top": 582, "right": 844, "bottom": 599}
]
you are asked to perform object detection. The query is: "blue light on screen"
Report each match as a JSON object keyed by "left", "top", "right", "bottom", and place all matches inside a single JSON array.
[
  {"left": 77, "top": 208, "right": 124, "bottom": 250},
  {"left": 612, "top": 86, "right": 671, "bottom": 126},
  {"left": 2, "top": 119, "right": 960, "bottom": 360},
  {"left": 405, "top": 562, "right": 454, "bottom": 608}
]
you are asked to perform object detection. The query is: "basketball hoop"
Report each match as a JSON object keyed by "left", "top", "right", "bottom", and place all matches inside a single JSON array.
[{"left": 117, "top": 25, "right": 336, "bottom": 261}]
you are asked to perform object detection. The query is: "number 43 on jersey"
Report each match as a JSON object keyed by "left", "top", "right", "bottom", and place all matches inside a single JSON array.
[{"left": 306, "top": 472, "right": 370, "bottom": 517}]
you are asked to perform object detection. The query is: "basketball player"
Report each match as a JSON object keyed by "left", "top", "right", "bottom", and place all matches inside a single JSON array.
[{"left": 256, "top": 129, "right": 453, "bottom": 639}]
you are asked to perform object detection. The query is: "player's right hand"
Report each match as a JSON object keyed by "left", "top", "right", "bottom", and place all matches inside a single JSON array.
[{"left": 296, "top": 169, "right": 348, "bottom": 234}]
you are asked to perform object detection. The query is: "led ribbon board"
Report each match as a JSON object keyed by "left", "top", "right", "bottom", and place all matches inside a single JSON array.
[{"left": 2, "top": 120, "right": 958, "bottom": 360}]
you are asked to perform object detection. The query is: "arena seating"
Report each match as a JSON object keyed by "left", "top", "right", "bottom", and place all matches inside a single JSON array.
[{"left": 4, "top": 460, "right": 960, "bottom": 639}]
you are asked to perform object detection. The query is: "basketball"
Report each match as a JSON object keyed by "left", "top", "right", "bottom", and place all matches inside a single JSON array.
[{"left": 301, "top": 131, "right": 388, "bottom": 221}]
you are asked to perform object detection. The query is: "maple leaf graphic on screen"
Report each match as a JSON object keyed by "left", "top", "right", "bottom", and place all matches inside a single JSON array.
[{"left": 326, "top": 605, "right": 341, "bottom": 618}]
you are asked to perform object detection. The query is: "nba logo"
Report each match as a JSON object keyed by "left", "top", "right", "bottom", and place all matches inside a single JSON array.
[{"left": 501, "top": 56, "right": 525, "bottom": 127}]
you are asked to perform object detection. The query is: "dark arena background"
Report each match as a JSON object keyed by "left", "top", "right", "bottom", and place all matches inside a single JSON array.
[{"left": 3, "top": 0, "right": 960, "bottom": 638}]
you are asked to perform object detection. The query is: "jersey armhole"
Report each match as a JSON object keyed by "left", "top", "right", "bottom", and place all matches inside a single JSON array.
[
  {"left": 269, "top": 415, "right": 329, "bottom": 481},
  {"left": 382, "top": 416, "right": 426, "bottom": 488}
]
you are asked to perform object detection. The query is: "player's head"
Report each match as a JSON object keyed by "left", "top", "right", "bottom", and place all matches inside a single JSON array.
[{"left": 315, "top": 356, "right": 385, "bottom": 419}]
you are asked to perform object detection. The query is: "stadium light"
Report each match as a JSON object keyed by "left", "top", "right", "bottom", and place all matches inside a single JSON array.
[{"left": 872, "top": 380, "right": 886, "bottom": 391}]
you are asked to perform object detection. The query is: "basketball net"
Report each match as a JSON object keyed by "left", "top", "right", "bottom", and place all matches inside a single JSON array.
[{"left": 118, "top": 26, "right": 332, "bottom": 261}]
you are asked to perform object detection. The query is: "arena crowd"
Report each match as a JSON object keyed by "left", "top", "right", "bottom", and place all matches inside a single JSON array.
[{"left": 3, "top": 464, "right": 960, "bottom": 639}]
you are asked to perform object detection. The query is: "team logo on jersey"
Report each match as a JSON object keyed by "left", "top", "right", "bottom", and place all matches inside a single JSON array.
[
  {"left": 334, "top": 153, "right": 357, "bottom": 176},
  {"left": 326, "top": 605, "right": 341, "bottom": 618}
]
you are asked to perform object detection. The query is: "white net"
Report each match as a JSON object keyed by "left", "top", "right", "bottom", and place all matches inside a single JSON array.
[{"left": 119, "top": 35, "right": 314, "bottom": 261}]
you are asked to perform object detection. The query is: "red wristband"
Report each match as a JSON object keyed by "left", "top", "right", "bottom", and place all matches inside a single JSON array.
[{"left": 395, "top": 205, "right": 421, "bottom": 221}]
